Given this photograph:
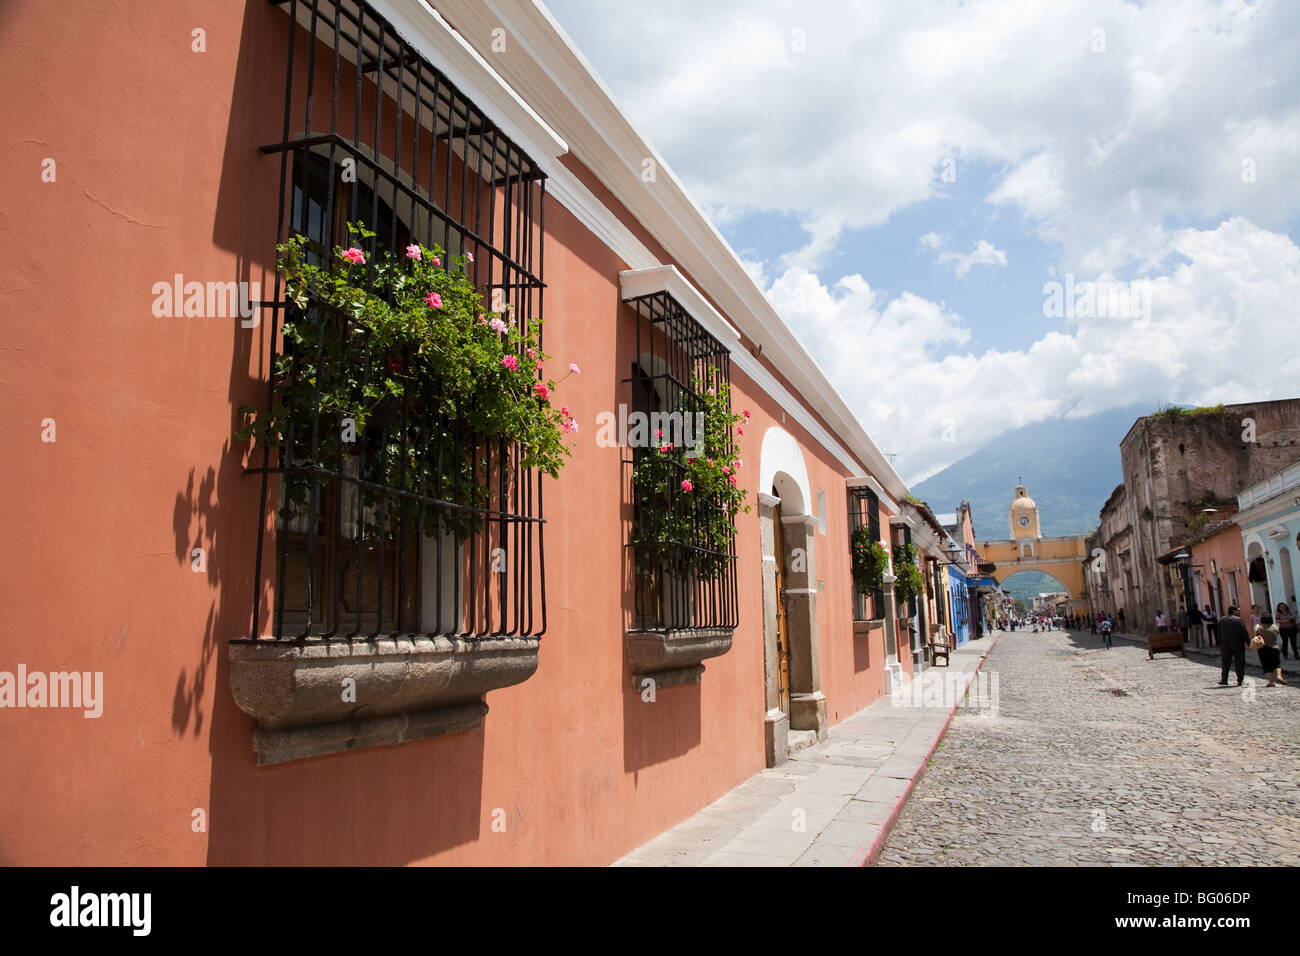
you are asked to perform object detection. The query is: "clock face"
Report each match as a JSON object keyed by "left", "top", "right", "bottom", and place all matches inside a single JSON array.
[{"left": 1018, "top": 516, "right": 1031, "bottom": 528}]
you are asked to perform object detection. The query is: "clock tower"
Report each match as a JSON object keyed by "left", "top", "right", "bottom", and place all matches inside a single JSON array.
[{"left": 1009, "top": 483, "right": 1040, "bottom": 539}]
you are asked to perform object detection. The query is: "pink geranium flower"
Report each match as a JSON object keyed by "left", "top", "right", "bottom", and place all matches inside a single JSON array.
[
  {"left": 527, "top": 348, "right": 536, "bottom": 359},
  {"left": 502, "top": 355, "right": 519, "bottom": 371},
  {"left": 490, "top": 317, "right": 509, "bottom": 334},
  {"left": 734, "top": 459, "right": 743, "bottom": 470},
  {"left": 737, "top": 426, "right": 745, "bottom": 436},
  {"left": 681, "top": 480, "right": 693, "bottom": 492},
  {"left": 425, "top": 291, "right": 443, "bottom": 310},
  {"left": 431, "top": 256, "right": 441, "bottom": 266},
  {"left": 560, "top": 405, "right": 571, "bottom": 417},
  {"left": 341, "top": 247, "right": 365, "bottom": 264},
  {"left": 569, "top": 363, "right": 580, "bottom": 375},
  {"left": 466, "top": 252, "right": 475, "bottom": 262},
  {"left": 742, "top": 409, "right": 751, "bottom": 419},
  {"left": 534, "top": 382, "right": 550, "bottom": 400},
  {"left": 660, "top": 444, "right": 670, "bottom": 453},
  {"left": 563, "top": 419, "right": 579, "bottom": 434},
  {"left": 728, "top": 474, "right": 738, "bottom": 486},
  {"left": 722, "top": 466, "right": 730, "bottom": 475},
  {"left": 405, "top": 244, "right": 421, "bottom": 260}
]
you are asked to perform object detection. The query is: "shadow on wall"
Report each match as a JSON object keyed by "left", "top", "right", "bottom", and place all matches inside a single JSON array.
[
  {"left": 196, "top": 1, "right": 486, "bottom": 865},
  {"left": 853, "top": 624, "right": 875, "bottom": 673}
]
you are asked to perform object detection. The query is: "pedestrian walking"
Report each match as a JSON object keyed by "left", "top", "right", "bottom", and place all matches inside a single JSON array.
[
  {"left": 1276, "top": 602, "right": 1298, "bottom": 659},
  {"left": 1253, "top": 614, "right": 1285, "bottom": 687},
  {"left": 1156, "top": 610, "right": 1169, "bottom": 632},
  {"left": 1218, "top": 606, "right": 1249, "bottom": 687},
  {"left": 1202, "top": 604, "right": 1218, "bottom": 647},
  {"left": 1177, "top": 605, "right": 1190, "bottom": 643}
]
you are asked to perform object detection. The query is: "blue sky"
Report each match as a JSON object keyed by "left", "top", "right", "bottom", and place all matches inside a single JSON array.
[{"left": 545, "top": 0, "right": 1300, "bottom": 483}]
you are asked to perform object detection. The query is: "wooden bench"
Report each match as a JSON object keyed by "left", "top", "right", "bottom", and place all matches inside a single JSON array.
[
  {"left": 927, "top": 634, "right": 954, "bottom": 666},
  {"left": 1146, "top": 630, "right": 1186, "bottom": 659}
]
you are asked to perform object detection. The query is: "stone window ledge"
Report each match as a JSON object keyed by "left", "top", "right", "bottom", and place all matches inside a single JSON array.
[
  {"left": 853, "top": 619, "right": 885, "bottom": 634},
  {"left": 229, "top": 635, "right": 539, "bottom": 765},
  {"left": 625, "top": 628, "right": 733, "bottom": 690}
]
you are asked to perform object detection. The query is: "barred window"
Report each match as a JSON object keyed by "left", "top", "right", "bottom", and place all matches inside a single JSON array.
[
  {"left": 245, "top": 0, "right": 547, "bottom": 641},
  {"left": 624, "top": 291, "right": 739, "bottom": 632},
  {"left": 850, "top": 486, "right": 883, "bottom": 620}
]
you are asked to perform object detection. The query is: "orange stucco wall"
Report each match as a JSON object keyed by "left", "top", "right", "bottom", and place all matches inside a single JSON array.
[{"left": 0, "top": 0, "right": 898, "bottom": 865}]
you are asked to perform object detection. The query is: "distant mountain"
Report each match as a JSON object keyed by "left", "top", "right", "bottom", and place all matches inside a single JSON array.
[{"left": 911, "top": 403, "right": 1151, "bottom": 604}]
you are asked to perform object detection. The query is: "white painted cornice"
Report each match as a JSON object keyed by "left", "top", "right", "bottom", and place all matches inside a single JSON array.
[{"left": 619, "top": 266, "right": 740, "bottom": 345}]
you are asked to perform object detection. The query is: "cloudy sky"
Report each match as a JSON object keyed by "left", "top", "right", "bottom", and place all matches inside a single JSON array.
[{"left": 544, "top": 0, "right": 1300, "bottom": 484}]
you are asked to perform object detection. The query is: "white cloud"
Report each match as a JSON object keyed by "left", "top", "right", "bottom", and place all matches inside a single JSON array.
[
  {"left": 765, "top": 219, "right": 1300, "bottom": 485},
  {"left": 549, "top": 0, "right": 1300, "bottom": 272},
  {"left": 920, "top": 234, "right": 1009, "bottom": 276}
]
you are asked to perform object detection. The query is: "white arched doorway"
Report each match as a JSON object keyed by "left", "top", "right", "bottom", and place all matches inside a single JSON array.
[
  {"left": 758, "top": 427, "right": 824, "bottom": 766},
  {"left": 1279, "top": 546, "right": 1296, "bottom": 609}
]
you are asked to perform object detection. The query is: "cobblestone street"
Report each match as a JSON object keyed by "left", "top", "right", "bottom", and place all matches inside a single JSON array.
[{"left": 878, "top": 628, "right": 1300, "bottom": 866}]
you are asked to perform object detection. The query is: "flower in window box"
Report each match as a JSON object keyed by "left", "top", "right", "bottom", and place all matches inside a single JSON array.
[
  {"left": 534, "top": 382, "right": 551, "bottom": 400},
  {"left": 405, "top": 244, "right": 421, "bottom": 260},
  {"left": 502, "top": 355, "right": 519, "bottom": 371},
  {"left": 341, "top": 247, "right": 365, "bottom": 264},
  {"left": 425, "top": 291, "right": 443, "bottom": 310},
  {"left": 681, "top": 480, "right": 693, "bottom": 492}
]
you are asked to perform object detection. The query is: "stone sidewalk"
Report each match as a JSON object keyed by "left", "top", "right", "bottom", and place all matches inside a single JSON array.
[{"left": 614, "top": 637, "right": 998, "bottom": 867}]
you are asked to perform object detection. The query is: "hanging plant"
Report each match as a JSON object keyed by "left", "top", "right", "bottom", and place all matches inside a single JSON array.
[
  {"left": 631, "top": 377, "right": 750, "bottom": 583},
  {"left": 892, "top": 541, "right": 924, "bottom": 607},
  {"left": 235, "top": 222, "right": 577, "bottom": 540},
  {"left": 851, "top": 524, "right": 889, "bottom": 593}
]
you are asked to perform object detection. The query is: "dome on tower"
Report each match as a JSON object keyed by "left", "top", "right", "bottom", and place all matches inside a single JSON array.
[
  {"left": 1009, "top": 484, "right": 1039, "bottom": 538},
  {"left": 1010, "top": 484, "right": 1036, "bottom": 511}
]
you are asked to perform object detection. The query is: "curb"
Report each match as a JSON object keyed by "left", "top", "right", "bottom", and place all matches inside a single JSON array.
[{"left": 858, "top": 633, "right": 1001, "bottom": 866}]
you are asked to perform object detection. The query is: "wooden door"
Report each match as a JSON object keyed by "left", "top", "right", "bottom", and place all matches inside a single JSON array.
[{"left": 774, "top": 501, "right": 790, "bottom": 714}]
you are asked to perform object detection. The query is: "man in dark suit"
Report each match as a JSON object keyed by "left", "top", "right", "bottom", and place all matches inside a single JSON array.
[{"left": 1217, "top": 606, "right": 1249, "bottom": 686}]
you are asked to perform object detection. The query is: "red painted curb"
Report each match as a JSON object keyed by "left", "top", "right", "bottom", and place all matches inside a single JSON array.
[{"left": 857, "top": 633, "right": 1002, "bottom": 866}]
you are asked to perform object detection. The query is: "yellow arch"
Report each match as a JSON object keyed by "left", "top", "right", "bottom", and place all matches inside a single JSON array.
[{"left": 980, "top": 535, "right": 1089, "bottom": 610}]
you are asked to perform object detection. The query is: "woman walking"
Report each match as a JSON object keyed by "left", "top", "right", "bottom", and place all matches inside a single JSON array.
[
  {"left": 1276, "top": 603, "right": 1298, "bottom": 660},
  {"left": 1254, "top": 614, "right": 1284, "bottom": 687}
]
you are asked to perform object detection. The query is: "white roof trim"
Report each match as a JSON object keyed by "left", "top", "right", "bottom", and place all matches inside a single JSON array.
[{"left": 619, "top": 266, "right": 741, "bottom": 345}]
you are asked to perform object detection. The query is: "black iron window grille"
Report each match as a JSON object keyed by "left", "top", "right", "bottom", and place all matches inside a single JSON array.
[
  {"left": 894, "top": 524, "right": 913, "bottom": 619},
  {"left": 244, "top": 0, "right": 547, "bottom": 641},
  {"left": 850, "top": 486, "right": 883, "bottom": 621},
  {"left": 624, "top": 291, "right": 739, "bottom": 632}
]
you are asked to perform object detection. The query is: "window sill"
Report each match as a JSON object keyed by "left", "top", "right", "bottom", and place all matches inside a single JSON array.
[
  {"left": 853, "top": 619, "right": 885, "bottom": 634},
  {"left": 625, "top": 627, "right": 734, "bottom": 690},
  {"left": 228, "top": 635, "right": 539, "bottom": 765}
]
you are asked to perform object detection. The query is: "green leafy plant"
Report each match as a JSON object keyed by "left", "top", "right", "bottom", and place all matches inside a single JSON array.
[
  {"left": 236, "top": 223, "right": 575, "bottom": 540},
  {"left": 631, "top": 377, "right": 750, "bottom": 582},
  {"left": 851, "top": 524, "right": 889, "bottom": 594},
  {"left": 892, "top": 541, "right": 924, "bottom": 607}
]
